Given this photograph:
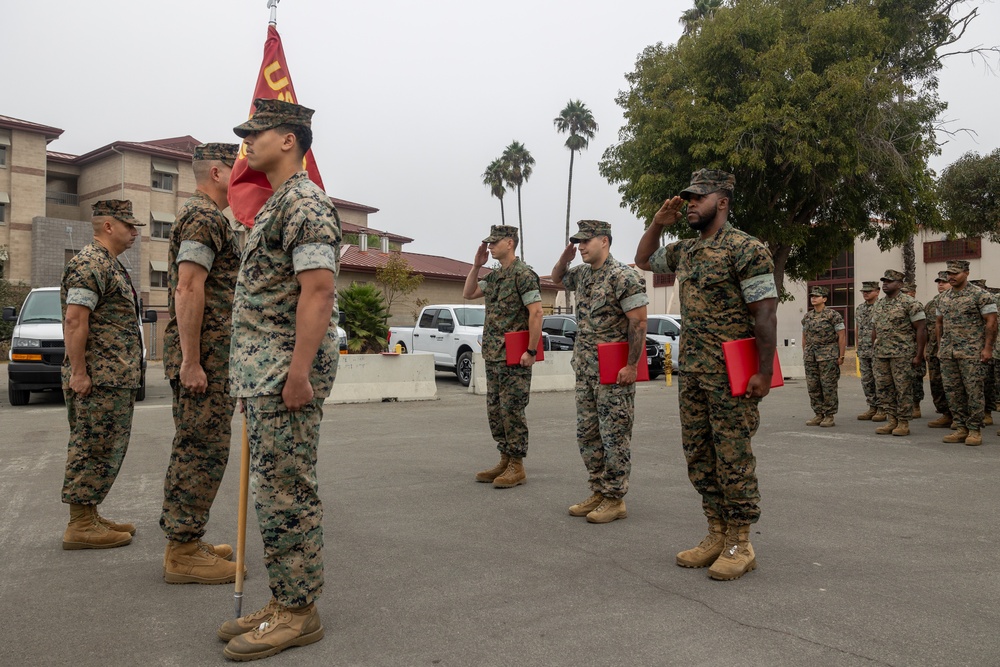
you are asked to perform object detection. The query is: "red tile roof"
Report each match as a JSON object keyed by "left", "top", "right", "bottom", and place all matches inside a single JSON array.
[
  {"left": 0, "top": 114, "right": 63, "bottom": 141},
  {"left": 341, "top": 220, "right": 413, "bottom": 244}
]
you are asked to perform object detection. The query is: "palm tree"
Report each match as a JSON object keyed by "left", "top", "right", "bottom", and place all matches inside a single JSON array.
[
  {"left": 554, "top": 100, "right": 599, "bottom": 245},
  {"left": 501, "top": 141, "right": 535, "bottom": 261},
  {"left": 679, "top": 0, "right": 723, "bottom": 36},
  {"left": 482, "top": 158, "right": 508, "bottom": 225}
]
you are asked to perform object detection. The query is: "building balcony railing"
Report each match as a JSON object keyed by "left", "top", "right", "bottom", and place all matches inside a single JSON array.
[
  {"left": 45, "top": 191, "right": 79, "bottom": 206},
  {"left": 923, "top": 237, "right": 981, "bottom": 263}
]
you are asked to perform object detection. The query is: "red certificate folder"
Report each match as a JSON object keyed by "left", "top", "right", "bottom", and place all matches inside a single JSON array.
[
  {"left": 721, "top": 337, "right": 784, "bottom": 396},
  {"left": 505, "top": 330, "right": 545, "bottom": 365},
  {"left": 597, "top": 341, "right": 649, "bottom": 384}
]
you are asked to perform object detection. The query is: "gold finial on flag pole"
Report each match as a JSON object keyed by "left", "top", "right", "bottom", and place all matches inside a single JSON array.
[{"left": 267, "top": 0, "right": 280, "bottom": 25}]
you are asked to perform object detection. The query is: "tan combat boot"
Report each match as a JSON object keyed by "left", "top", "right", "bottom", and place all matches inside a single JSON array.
[
  {"left": 586, "top": 497, "right": 627, "bottom": 524},
  {"left": 568, "top": 492, "right": 604, "bottom": 517},
  {"left": 875, "top": 416, "right": 898, "bottom": 435},
  {"left": 943, "top": 427, "right": 969, "bottom": 443},
  {"left": 708, "top": 524, "right": 757, "bottom": 581},
  {"left": 95, "top": 508, "right": 136, "bottom": 536},
  {"left": 871, "top": 410, "right": 888, "bottom": 422},
  {"left": 475, "top": 454, "right": 510, "bottom": 483},
  {"left": 218, "top": 598, "right": 282, "bottom": 641},
  {"left": 911, "top": 404, "right": 921, "bottom": 418},
  {"left": 927, "top": 413, "right": 953, "bottom": 428},
  {"left": 62, "top": 504, "right": 132, "bottom": 550},
  {"left": 819, "top": 415, "right": 835, "bottom": 427},
  {"left": 164, "top": 540, "right": 241, "bottom": 585},
  {"left": 200, "top": 540, "right": 234, "bottom": 560},
  {"left": 892, "top": 420, "right": 910, "bottom": 436},
  {"left": 857, "top": 407, "right": 877, "bottom": 420},
  {"left": 223, "top": 603, "right": 324, "bottom": 661},
  {"left": 964, "top": 430, "right": 983, "bottom": 446},
  {"left": 676, "top": 518, "right": 726, "bottom": 568},
  {"left": 492, "top": 457, "right": 525, "bottom": 488},
  {"left": 984, "top": 413, "right": 993, "bottom": 426},
  {"left": 805, "top": 414, "right": 823, "bottom": 426}
]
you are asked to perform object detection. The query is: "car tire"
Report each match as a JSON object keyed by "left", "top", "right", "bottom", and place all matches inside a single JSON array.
[
  {"left": 456, "top": 351, "right": 473, "bottom": 387},
  {"left": 135, "top": 369, "right": 146, "bottom": 402},
  {"left": 9, "top": 384, "right": 30, "bottom": 406},
  {"left": 399, "top": 342, "right": 407, "bottom": 354}
]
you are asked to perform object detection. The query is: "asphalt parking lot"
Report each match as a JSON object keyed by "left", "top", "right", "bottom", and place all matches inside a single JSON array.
[{"left": 1, "top": 365, "right": 998, "bottom": 666}]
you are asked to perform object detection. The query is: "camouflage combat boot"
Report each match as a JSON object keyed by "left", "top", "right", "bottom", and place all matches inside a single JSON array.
[
  {"left": 164, "top": 540, "right": 241, "bottom": 585},
  {"left": 63, "top": 504, "right": 132, "bottom": 550},
  {"left": 875, "top": 416, "right": 898, "bottom": 435},
  {"left": 492, "top": 457, "right": 525, "bottom": 488},
  {"left": 475, "top": 454, "right": 510, "bottom": 483},
  {"left": 805, "top": 414, "right": 823, "bottom": 426},
  {"left": 223, "top": 603, "right": 324, "bottom": 661},
  {"left": 586, "top": 497, "right": 627, "bottom": 524},
  {"left": 819, "top": 415, "right": 835, "bottom": 427},
  {"left": 927, "top": 413, "right": 953, "bottom": 428},
  {"left": 871, "top": 410, "right": 888, "bottom": 422},
  {"left": 568, "top": 492, "right": 604, "bottom": 517},
  {"left": 943, "top": 427, "right": 969, "bottom": 443},
  {"left": 676, "top": 518, "right": 726, "bottom": 568},
  {"left": 983, "top": 413, "right": 993, "bottom": 426},
  {"left": 708, "top": 524, "right": 757, "bottom": 581},
  {"left": 891, "top": 420, "right": 910, "bottom": 436},
  {"left": 217, "top": 598, "right": 281, "bottom": 641},
  {"left": 911, "top": 404, "right": 922, "bottom": 419},
  {"left": 95, "top": 508, "right": 136, "bottom": 536},
  {"left": 857, "top": 407, "right": 877, "bottom": 420},
  {"left": 964, "top": 430, "right": 983, "bottom": 446}
]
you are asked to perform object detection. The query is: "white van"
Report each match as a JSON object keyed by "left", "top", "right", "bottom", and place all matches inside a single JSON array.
[{"left": 3, "top": 287, "right": 151, "bottom": 406}]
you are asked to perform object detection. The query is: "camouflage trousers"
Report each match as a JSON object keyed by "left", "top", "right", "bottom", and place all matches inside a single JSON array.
[
  {"left": 485, "top": 361, "right": 531, "bottom": 458},
  {"left": 939, "top": 358, "right": 988, "bottom": 431},
  {"left": 160, "top": 380, "right": 236, "bottom": 542},
  {"left": 679, "top": 372, "right": 761, "bottom": 526},
  {"left": 984, "top": 360, "right": 996, "bottom": 412},
  {"left": 245, "top": 395, "right": 325, "bottom": 608},
  {"left": 62, "top": 386, "right": 136, "bottom": 505},
  {"left": 575, "top": 373, "right": 634, "bottom": 500},
  {"left": 912, "top": 359, "right": 926, "bottom": 406},
  {"left": 873, "top": 357, "right": 914, "bottom": 419},
  {"left": 927, "top": 356, "right": 948, "bottom": 415},
  {"left": 859, "top": 355, "right": 877, "bottom": 409},
  {"left": 804, "top": 357, "right": 840, "bottom": 416}
]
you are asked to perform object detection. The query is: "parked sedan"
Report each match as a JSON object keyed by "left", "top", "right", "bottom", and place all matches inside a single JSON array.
[
  {"left": 646, "top": 314, "right": 683, "bottom": 371},
  {"left": 542, "top": 314, "right": 666, "bottom": 379}
]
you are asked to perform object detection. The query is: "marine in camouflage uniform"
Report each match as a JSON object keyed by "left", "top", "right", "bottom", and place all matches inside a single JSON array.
[
  {"left": 871, "top": 271, "right": 926, "bottom": 435},
  {"left": 637, "top": 169, "right": 777, "bottom": 582},
  {"left": 553, "top": 219, "right": 648, "bottom": 525},
  {"left": 936, "top": 260, "right": 998, "bottom": 445},
  {"left": 801, "top": 286, "right": 845, "bottom": 424},
  {"left": 60, "top": 200, "right": 144, "bottom": 550},
  {"left": 924, "top": 272, "right": 951, "bottom": 425},
  {"left": 222, "top": 99, "right": 340, "bottom": 659},
  {"left": 159, "top": 143, "right": 242, "bottom": 583},
  {"left": 901, "top": 282, "right": 927, "bottom": 416},
  {"left": 464, "top": 224, "right": 543, "bottom": 488},
  {"left": 855, "top": 281, "right": 880, "bottom": 419},
  {"left": 971, "top": 279, "right": 996, "bottom": 423}
]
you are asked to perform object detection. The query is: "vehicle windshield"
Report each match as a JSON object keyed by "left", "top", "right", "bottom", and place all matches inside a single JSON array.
[
  {"left": 20, "top": 291, "right": 62, "bottom": 323},
  {"left": 454, "top": 308, "right": 485, "bottom": 327}
]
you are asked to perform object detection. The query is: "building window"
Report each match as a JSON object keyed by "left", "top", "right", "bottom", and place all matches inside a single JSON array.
[
  {"left": 151, "top": 158, "right": 179, "bottom": 192},
  {"left": 652, "top": 273, "right": 675, "bottom": 287},
  {"left": 0, "top": 202, "right": 6, "bottom": 224},
  {"left": 151, "top": 220, "right": 172, "bottom": 239},
  {"left": 923, "top": 237, "right": 981, "bottom": 263},
  {"left": 150, "top": 270, "right": 169, "bottom": 288},
  {"left": 0, "top": 145, "right": 7, "bottom": 167},
  {"left": 809, "top": 249, "right": 856, "bottom": 347}
]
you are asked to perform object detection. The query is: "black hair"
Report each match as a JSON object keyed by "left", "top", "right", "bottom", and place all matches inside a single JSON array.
[{"left": 274, "top": 123, "right": 313, "bottom": 156}]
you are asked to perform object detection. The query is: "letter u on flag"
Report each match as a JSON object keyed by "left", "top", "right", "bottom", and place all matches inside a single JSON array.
[{"left": 229, "top": 24, "right": 325, "bottom": 227}]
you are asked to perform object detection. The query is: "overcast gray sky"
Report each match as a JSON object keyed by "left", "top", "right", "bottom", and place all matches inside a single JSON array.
[{"left": 6, "top": 0, "right": 999, "bottom": 276}]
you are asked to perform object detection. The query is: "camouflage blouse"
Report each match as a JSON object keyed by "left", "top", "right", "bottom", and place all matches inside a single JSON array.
[
  {"left": 649, "top": 222, "right": 776, "bottom": 374},
  {"left": 60, "top": 242, "right": 142, "bottom": 388},
  {"left": 562, "top": 255, "right": 649, "bottom": 378},
  {"left": 871, "top": 292, "right": 925, "bottom": 358},
  {"left": 478, "top": 258, "right": 541, "bottom": 364},
  {"left": 162, "top": 191, "right": 240, "bottom": 389},
  {"left": 230, "top": 172, "right": 342, "bottom": 399},
  {"left": 924, "top": 293, "right": 942, "bottom": 357},
  {"left": 936, "top": 284, "right": 997, "bottom": 359},
  {"left": 801, "top": 309, "right": 844, "bottom": 361},
  {"left": 855, "top": 301, "right": 876, "bottom": 359}
]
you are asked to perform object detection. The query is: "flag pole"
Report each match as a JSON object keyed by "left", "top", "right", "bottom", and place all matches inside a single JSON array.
[
  {"left": 234, "top": 415, "right": 250, "bottom": 617},
  {"left": 267, "top": 0, "right": 279, "bottom": 25}
]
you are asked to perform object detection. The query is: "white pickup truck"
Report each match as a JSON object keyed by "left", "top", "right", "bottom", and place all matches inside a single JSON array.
[{"left": 387, "top": 304, "right": 485, "bottom": 386}]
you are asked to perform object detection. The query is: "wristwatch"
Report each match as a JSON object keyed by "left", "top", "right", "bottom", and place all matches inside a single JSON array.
[{"left": 526, "top": 349, "right": 537, "bottom": 357}]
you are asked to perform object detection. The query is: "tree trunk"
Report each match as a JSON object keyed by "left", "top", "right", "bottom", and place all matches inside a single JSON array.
[
  {"left": 517, "top": 185, "right": 524, "bottom": 261},
  {"left": 902, "top": 236, "right": 916, "bottom": 284},
  {"left": 500, "top": 197, "right": 505, "bottom": 225},
  {"left": 565, "top": 150, "right": 575, "bottom": 245},
  {"left": 770, "top": 243, "right": 792, "bottom": 300}
]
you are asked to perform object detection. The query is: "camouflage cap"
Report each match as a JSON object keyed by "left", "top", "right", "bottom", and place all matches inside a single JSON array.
[
  {"left": 934, "top": 271, "right": 950, "bottom": 283},
  {"left": 482, "top": 224, "right": 518, "bottom": 244},
  {"left": 861, "top": 281, "right": 880, "bottom": 291},
  {"left": 809, "top": 286, "right": 828, "bottom": 297},
  {"left": 946, "top": 259, "right": 970, "bottom": 274},
  {"left": 679, "top": 168, "right": 736, "bottom": 200},
  {"left": 92, "top": 199, "right": 144, "bottom": 227},
  {"left": 233, "top": 98, "right": 315, "bottom": 138},
  {"left": 569, "top": 219, "right": 612, "bottom": 242},
  {"left": 880, "top": 269, "right": 904, "bottom": 282},
  {"left": 903, "top": 282, "right": 916, "bottom": 293},
  {"left": 193, "top": 142, "right": 240, "bottom": 166},
  {"left": 971, "top": 278, "right": 987, "bottom": 288}
]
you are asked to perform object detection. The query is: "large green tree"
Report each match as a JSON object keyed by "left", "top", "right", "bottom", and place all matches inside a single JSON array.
[
  {"left": 501, "top": 141, "right": 535, "bottom": 261},
  {"left": 679, "top": 0, "right": 723, "bottom": 36},
  {"left": 482, "top": 158, "right": 508, "bottom": 225},
  {"left": 554, "top": 100, "right": 599, "bottom": 245},
  {"left": 601, "top": 0, "right": 949, "bottom": 295},
  {"left": 937, "top": 148, "right": 1000, "bottom": 241}
]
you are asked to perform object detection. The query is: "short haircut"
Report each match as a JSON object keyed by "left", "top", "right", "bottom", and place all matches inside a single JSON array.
[
  {"left": 604, "top": 234, "right": 613, "bottom": 247},
  {"left": 275, "top": 123, "right": 312, "bottom": 156},
  {"left": 718, "top": 189, "right": 733, "bottom": 203}
]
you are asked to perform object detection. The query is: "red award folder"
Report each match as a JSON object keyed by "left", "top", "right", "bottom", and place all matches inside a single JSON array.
[
  {"left": 721, "top": 337, "right": 784, "bottom": 396},
  {"left": 505, "top": 330, "right": 544, "bottom": 365},
  {"left": 597, "top": 341, "right": 650, "bottom": 384}
]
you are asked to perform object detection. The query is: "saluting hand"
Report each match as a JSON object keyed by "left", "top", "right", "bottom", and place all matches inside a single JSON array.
[
  {"left": 559, "top": 242, "right": 577, "bottom": 265},
  {"left": 652, "top": 196, "right": 685, "bottom": 228},
  {"left": 473, "top": 242, "right": 490, "bottom": 267}
]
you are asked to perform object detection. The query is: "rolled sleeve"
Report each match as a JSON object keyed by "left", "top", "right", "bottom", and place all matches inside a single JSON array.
[
  {"left": 981, "top": 303, "right": 998, "bottom": 316},
  {"left": 292, "top": 243, "right": 337, "bottom": 274},
  {"left": 176, "top": 240, "right": 216, "bottom": 272},
  {"left": 741, "top": 273, "right": 778, "bottom": 303},
  {"left": 477, "top": 279, "right": 488, "bottom": 291},
  {"left": 909, "top": 311, "right": 926, "bottom": 323},
  {"left": 648, "top": 245, "right": 673, "bottom": 274},
  {"left": 521, "top": 289, "right": 541, "bottom": 306},
  {"left": 834, "top": 322, "right": 846, "bottom": 331},
  {"left": 66, "top": 287, "right": 99, "bottom": 311},
  {"left": 620, "top": 292, "right": 649, "bottom": 313}
]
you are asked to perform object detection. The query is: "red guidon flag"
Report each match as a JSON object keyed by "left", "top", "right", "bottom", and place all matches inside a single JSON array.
[{"left": 229, "top": 24, "right": 325, "bottom": 227}]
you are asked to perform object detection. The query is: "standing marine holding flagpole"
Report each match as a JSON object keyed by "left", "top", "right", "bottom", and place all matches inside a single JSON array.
[{"left": 216, "top": 98, "right": 341, "bottom": 661}]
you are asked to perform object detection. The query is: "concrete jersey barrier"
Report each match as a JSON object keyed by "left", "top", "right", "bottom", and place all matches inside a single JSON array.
[{"left": 325, "top": 353, "right": 437, "bottom": 404}]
